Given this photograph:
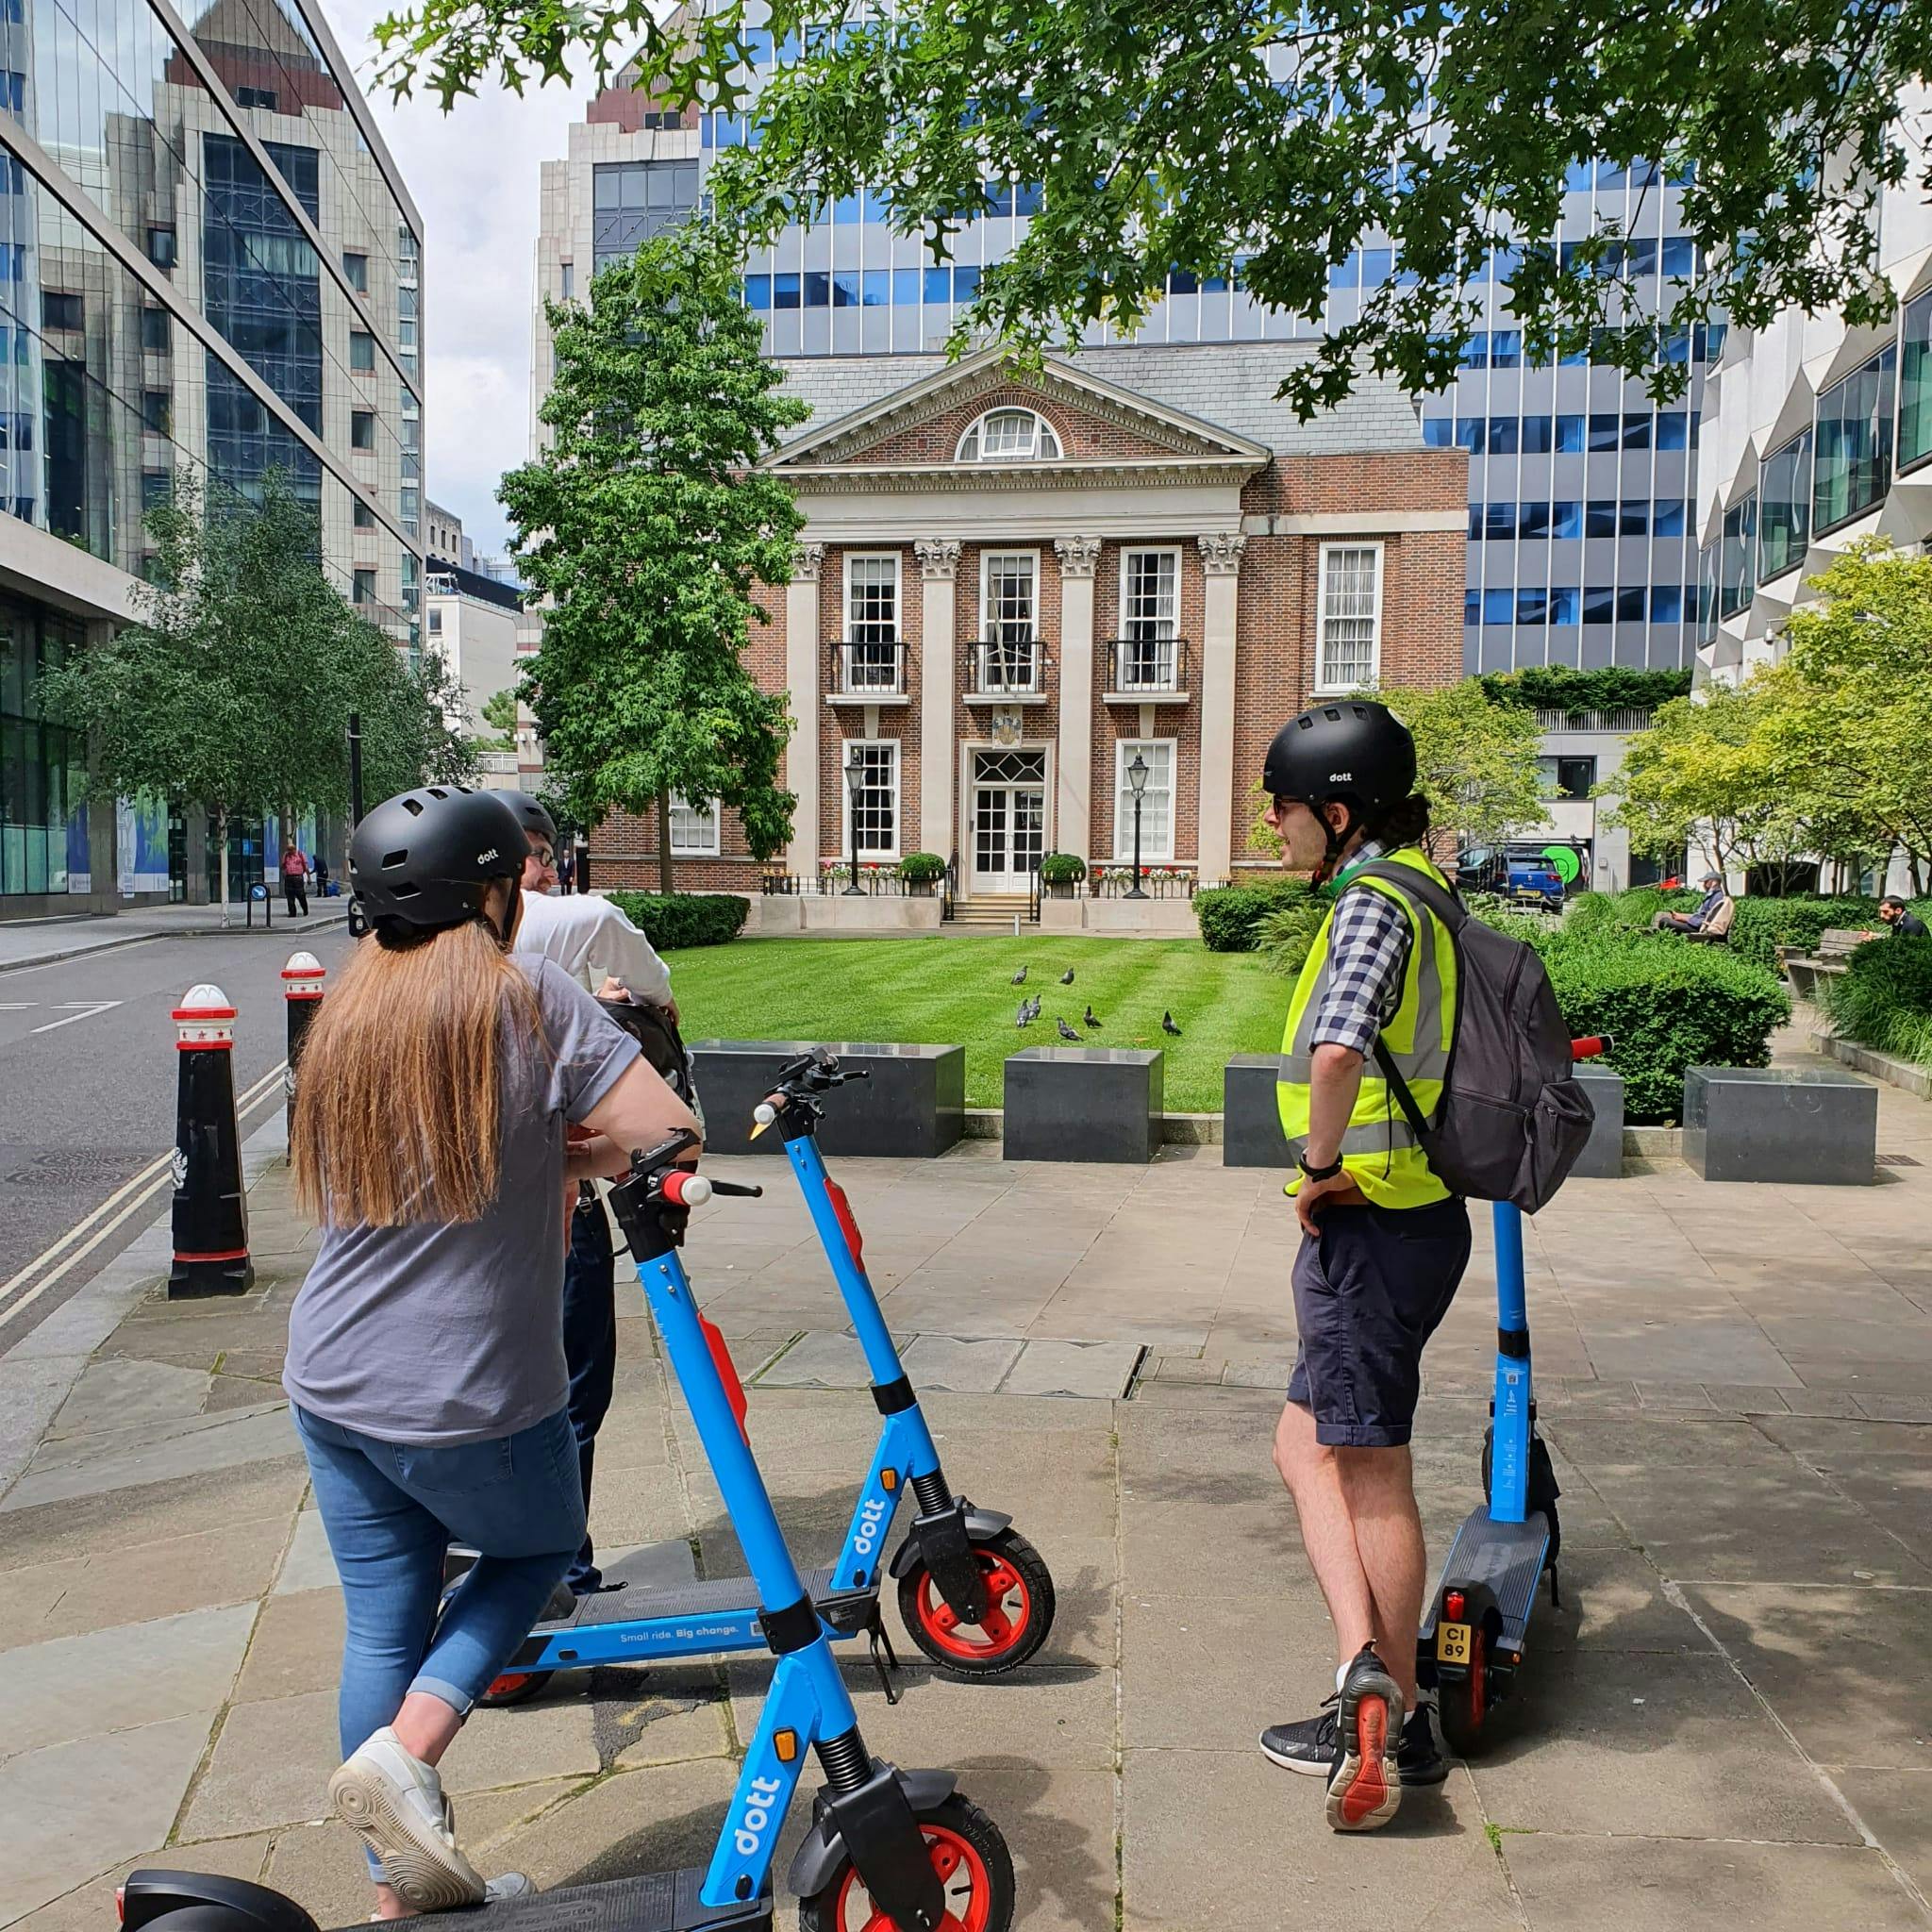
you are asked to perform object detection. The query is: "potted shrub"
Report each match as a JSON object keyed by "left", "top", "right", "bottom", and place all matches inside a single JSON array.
[
  {"left": 899, "top": 851, "right": 945, "bottom": 895},
  {"left": 1038, "top": 852, "right": 1088, "bottom": 899}
]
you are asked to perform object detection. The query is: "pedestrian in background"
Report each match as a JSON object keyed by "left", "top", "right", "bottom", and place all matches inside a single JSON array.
[
  {"left": 557, "top": 846, "right": 575, "bottom": 894},
  {"left": 281, "top": 841, "right": 311, "bottom": 918},
  {"left": 312, "top": 849, "right": 330, "bottom": 896}
]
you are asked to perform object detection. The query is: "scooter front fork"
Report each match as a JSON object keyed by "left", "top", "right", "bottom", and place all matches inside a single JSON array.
[{"left": 900, "top": 1470, "right": 993, "bottom": 1626}]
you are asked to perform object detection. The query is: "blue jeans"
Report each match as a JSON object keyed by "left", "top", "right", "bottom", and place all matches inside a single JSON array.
[
  {"left": 561, "top": 1190, "right": 617, "bottom": 1593},
  {"left": 292, "top": 1404, "right": 585, "bottom": 1786}
]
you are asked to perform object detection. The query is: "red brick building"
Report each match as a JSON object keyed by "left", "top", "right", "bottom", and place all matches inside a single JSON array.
[{"left": 593, "top": 343, "right": 1467, "bottom": 922}]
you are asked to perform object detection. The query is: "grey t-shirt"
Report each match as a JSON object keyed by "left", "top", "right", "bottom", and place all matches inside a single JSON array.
[{"left": 283, "top": 957, "right": 641, "bottom": 1446}]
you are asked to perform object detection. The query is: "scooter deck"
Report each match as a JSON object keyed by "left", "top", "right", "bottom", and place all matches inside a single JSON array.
[
  {"left": 323, "top": 1871, "right": 768, "bottom": 1932},
  {"left": 566, "top": 1540, "right": 839, "bottom": 1629},
  {"left": 1428, "top": 1507, "right": 1550, "bottom": 1650}
]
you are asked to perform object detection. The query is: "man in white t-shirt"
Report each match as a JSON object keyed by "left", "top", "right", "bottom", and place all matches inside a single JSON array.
[{"left": 506, "top": 797, "right": 675, "bottom": 1592}]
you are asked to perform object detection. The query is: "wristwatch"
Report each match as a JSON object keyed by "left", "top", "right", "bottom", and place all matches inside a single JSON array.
[{"left": 1298, "top": 1153, "right": 1345, "bottom": 1183}]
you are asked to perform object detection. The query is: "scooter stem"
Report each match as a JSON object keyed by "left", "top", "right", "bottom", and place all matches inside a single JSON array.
[{"left": 1489, "top": 1200, "right": 1532, "bottom": 1524}]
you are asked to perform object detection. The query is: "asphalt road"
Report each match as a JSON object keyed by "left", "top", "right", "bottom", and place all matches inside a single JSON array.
[{"left": 0, "top": 924, "right": 353, "bottom": 1345}]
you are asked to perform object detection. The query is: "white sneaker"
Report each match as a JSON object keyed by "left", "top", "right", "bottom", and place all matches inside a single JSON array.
[{"left": 329, "top": 1728, "right": 487, "bottom": 1913}]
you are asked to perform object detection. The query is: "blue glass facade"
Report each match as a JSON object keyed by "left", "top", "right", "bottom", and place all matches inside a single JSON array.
[{"left": 706, "top": 51, "right": 1707, "bottom": 674}]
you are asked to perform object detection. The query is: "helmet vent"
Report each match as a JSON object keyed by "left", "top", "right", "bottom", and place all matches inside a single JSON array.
[
  {"left": 400, "top": 797, "right": 425, "bottom": 817},
  {"left": 426, "top": 787, "right": 448, "bottom": 800},
  {"left": 382, "top": 850, "right": 408, "bottom": 868},
  {"left": 391, "top": 880, "right": 420, "bottom": 898}
]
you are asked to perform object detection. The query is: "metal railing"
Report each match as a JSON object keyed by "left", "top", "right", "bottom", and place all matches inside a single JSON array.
[
  {"left": 970, "top": 636, "right": 1045, "bottom": 695},
  {"left": 1091, "top": 867, "right": 1200, "bottom": 900},
  {"left": 829, "top": 639, "right": 908, "bottom": 696},
  {"left": 1026, "top": 858, "right": 1042, "bottom": 924},
  {"left": 1106, "top": 637, "right": 1191, "bottom": 694},
  {"left": 941, "top": 852, "right": 958, "bottom": 922}
]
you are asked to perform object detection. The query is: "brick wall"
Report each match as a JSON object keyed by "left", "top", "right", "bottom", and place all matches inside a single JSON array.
[{"left": 846, "top": 386, "right": 1192, "bottom": 468}]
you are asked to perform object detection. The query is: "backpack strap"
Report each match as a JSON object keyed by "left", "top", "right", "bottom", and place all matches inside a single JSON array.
[{"left": 1347, "top": 861, "right": 1463, "bottom": 1142}]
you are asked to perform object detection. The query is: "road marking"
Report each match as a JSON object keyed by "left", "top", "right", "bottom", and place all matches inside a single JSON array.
[
  {"left": 0, "top": 1001, "right": 35, "bottom": 1009},
  {"left": 29, "top": 1001, "right": 123, "bottom": 1034},
  {"left": 0, "top": 1061, "right": 289, "bottom": 1329}
]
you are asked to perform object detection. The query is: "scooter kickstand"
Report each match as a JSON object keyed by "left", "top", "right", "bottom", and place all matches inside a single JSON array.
[
  {"left": 867, "top": 1609, "right": 904, "bottom": 1706},
  {"left": 1548, "top": 1563, "right": 1562, "bottom": 1610}
]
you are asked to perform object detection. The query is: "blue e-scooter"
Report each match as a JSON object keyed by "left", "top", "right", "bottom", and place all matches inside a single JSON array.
[
  {"left": 122, "top": 1135, "right": 1017, "bottom": 1932},
  {"left": 1417, "top": 1036, "right": 1603, "bottom": 1754},
  {"left": 476, "top": 1051, "right": 1053, "bottom": 1704}
]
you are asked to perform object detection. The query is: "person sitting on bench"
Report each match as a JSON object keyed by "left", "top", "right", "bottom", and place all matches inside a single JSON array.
[
  {"left": 1651, "top": 873, "right": 1734, "bottom": 940},
  {"left": 1880, "top": 894, "right": 1929, "bottom": 939}
]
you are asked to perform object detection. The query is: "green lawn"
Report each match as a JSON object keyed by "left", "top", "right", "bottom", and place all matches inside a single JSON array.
[{"left": 661, "top": 935, "right": 1286, "bottom": 1111}]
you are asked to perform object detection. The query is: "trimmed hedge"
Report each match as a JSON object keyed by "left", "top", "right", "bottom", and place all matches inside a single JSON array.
[
  {"left": 1567, "top": 889, "right": 1912, "bottom": 975},
  {"left": 1195, "top": 878, "right": 1307, "bottom": 952},
  {"left": 605, "top": 891, "right": 749, "bottom": 951},
  {"left": 1823, "top": 934, "right": 1932, "bottom": 1069},
  {"left": 1541, "top": 935, "right": 1791, "bottom": 1122}
]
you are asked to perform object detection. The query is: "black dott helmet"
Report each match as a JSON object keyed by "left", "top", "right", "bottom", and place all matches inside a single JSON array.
[
  {"left": 505, "top": 791, "right": 557, "bottom": 851},
  {"left": 1262, "top": 700, "right": 1417, "bottom": 813},
  {"left": 348, "top": 785, "right": 526, "bottom": 937}
]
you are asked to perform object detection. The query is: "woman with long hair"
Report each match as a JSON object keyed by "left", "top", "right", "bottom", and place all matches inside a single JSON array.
[{"left": 284, "top": 784, "right": 698, "bottom": 1917}]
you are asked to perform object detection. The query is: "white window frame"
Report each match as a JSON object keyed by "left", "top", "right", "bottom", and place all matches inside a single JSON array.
[
  {"left": 668, "top": 795, "right": 721, "bottom": 857},
  {"left": 839, "top": 739, "right": 901, "bottom": 861},
  {"left": 1118, "top": 545, "right": 1181, "bottom": 690},
  {"left": 1112, "top": 738, "right": 1176, "bottom": 864},
  {"left": 979, "top": 548, "right": 1041, "bottom": 691},
  {"left": 1314, "top": 541, "right": 1384, "bottom": 694},
  {"left": 956, "top": 408, "right": 1062, "bottom": 462}
]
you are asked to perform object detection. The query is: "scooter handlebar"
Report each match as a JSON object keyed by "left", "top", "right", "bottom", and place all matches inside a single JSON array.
[{"left": 1571, "top": 1036, "right": 1610, "bottom": 1061}]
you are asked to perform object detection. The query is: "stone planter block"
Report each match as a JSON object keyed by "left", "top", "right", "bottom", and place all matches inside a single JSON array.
[
  {"left": 688, "top": 1040, "right": 965, "bottom": 1158},
  {"left": 1223, "top": 1055, "right": 1292, "bottom": 1170},
  {"left": 1570, "top": 1066, "right": 1625, "bottom": 1179},
  {"left": 1682, "top": 1065, "right": 1877, "bottom": 1185},
  {"left": 1004, "top": 1047, "right": 1163, "bottom": 1163}
]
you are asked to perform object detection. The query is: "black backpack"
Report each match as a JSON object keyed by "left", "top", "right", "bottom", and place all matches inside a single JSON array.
[{"left": 1355, "top": 863, "right": 1594, "bottom": 1213}]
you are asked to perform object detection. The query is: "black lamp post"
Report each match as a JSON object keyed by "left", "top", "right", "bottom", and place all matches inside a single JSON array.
[
  {"left": 1125, "top": 750, "right": 1150, "bottom": 899},
  {"left": 843, "top": 746, "right": 867, "bottom": 894}
]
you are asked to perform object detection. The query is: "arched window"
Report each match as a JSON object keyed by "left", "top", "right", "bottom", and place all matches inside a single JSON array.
[{"left": 956, "top": 408, "right": 1062, "bottom": 461}]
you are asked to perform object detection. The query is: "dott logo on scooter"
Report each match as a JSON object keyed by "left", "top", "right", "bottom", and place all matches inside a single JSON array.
[
  {"left": 733, "top": 1774, "right": 785, "bottom": 1857},
  {"left": 852, "top": 1494, "right": 889, "bottom": 1558}
]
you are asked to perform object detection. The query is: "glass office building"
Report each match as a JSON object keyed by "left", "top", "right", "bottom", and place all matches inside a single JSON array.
[
  {"left": 0, "top": 0, "right": 422, "bottom": 914},
  {"left": 707, "top": 39, "right": 1709, "bottom": 677}
]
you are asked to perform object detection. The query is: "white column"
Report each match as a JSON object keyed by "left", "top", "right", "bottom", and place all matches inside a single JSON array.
[
  {"left": 1196, "top": 532, "right": 1247, "bottom": 885},
  {"left": 916, "top": 539, "right": 961, "bottom": 860},
  {"left": 785, "top": 542, "right": 824, "bottom": 876},
  {"left": 1053, "top": 537, "right": 1102, "bottom": 862}
]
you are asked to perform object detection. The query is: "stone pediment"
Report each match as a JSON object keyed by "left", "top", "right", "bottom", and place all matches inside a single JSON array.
[{"left": 765, "top": 347, "right": 1269, "bottom": 490}]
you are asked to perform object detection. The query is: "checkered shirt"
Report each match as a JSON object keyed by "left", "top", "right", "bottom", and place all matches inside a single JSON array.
[{"left": 1308, "top": 840, "right": 1414, "bottom": 1058}]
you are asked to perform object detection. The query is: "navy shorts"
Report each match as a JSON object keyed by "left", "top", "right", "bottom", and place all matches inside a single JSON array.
[{"left": 1286, "top": 1197, "right": 1472, "bottom": 1448}]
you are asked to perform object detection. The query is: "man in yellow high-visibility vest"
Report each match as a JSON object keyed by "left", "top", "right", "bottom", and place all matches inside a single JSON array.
[{"left": 1255, "top": 700, "right": 1469, "bottom": 1832}]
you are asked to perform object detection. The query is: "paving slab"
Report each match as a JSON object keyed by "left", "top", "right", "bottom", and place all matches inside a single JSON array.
[
  {"left": 1829, "top": 1766, "right": 1932, "bottom": 1897},
  {"left": 1467, "top": 1646, "right": 1860, "bottom": 1843},
  {"left": 234, "top": 1586, "right": 344, "bottom": 1703},
  {"left": 8, "top": 1602, "right": 256, "bottom": 1757},
  {"left": 273, "top": 1507, "right": 337, "bottom": 1595},
  {"left": 1121, "top": 1587, "right": 1328, "bottom": 1752},
  {"left": 1681, "top": 1583, "right": 1932, "bottom": 1769},
  {"left": 180, "top": 1687, "right": 341, "bottom": 1837},
  {"left": 1, "top": 1712, "right": 217, "bottom": 1924},
  {"left": 897, "top": 1332, "right": 1025, "bottom": 1393},
  {"left": 996, "top": 1338, "right": 1142, "bottom": 1398},
  {"left": 1502, "top": 1831, "right": 1927, "bottom": 1932},
  {"left": 4, "top": 1404, "right": 296, "bottom": 1513},
  {"left": 1122, "top": 1747, "right": 1516, "bottom": 1931},
  {"left": 16, "top": 1830, "right": 275, "bottom": 1932},
  {"left": 42, "top": 1357, "right": 215, "bottom": 1441},
  {"left": 750, "top": 1329, "right": 872, "bottom": 1390}
]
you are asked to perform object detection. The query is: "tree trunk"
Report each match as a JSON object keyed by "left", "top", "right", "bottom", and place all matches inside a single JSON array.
[
  {"left": 216, "top": 805, "right": 231, "bottom": 928},
  {"left": 656, "top": 786, "right": 674, "bottom": 895}
]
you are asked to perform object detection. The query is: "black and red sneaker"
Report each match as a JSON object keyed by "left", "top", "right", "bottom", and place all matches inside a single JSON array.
[{"left": 1324, "top": 1643, "right": 1405, "bottom": 1832}]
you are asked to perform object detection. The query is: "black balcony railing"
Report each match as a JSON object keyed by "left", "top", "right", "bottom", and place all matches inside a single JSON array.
[
  {"left": 830, "top": 638, "right": 907, "bottom": 696},
  {"left": 1106, "top": 636, "right": 1191, "bottom": 694},
  {"left": 971, "top": 635, "right": 1044, "bottom": 694}
]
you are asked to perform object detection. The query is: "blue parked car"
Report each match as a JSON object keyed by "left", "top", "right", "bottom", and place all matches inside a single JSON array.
[{"left": 1457, "top": 841, "right": 1591, "bottom": 911}]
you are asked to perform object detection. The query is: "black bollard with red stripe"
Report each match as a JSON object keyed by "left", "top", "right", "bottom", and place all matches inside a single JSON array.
[
  {"left": 281, "top": 951, "right": 325, "bottom": 1099},
  {"left": 168, "top": 983, "right": 255, "bottom": 1298}
]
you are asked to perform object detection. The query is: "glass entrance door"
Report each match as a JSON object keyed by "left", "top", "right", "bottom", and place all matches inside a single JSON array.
[{"left": 972, "top": 749, "right": 1046, "bottom": 893}]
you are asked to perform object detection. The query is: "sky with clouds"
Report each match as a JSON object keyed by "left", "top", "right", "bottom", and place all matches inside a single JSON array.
[{"left": 316, "top": 0, "right": 600, "bottom": 560}]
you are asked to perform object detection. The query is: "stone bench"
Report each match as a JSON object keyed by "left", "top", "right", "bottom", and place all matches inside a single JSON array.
[
  {"left": 1004, "top": 1047, "right": 1163, "bottom": 1163},
  {"left": 1223, "top": 1055, "right": 1292, "bottom": 1170},
  {"left": 687, "top": 1040, "right": 965, "bottom": 1158},
  {"left": 1784, "top": 928, "right": 1881, "bottom": 1003},
  {"left": 1683, "top": 1065, "right": 1877, "bottom": 1185},
  {"left": 1570, "top": 1065, "right": 1625, "bottom": 1179}
]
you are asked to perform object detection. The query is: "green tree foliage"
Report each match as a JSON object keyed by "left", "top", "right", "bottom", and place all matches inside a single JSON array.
[
  {"left": 374, "top": 0, "right": 1922, "bottom": 415},
  {"left": 1603, "top": 681, "right": 1807, "bottom": 879},
  {"left": 37, "top": 472, "right": 467, "bottom": 916},
  {"left": 1755, "top": 541, "right": 1932, "bottom": 892},
  {"left": 503, "top": 225, "right": 808, "bottom": 890},
  {"left": 476, "top": 686, "right": 519, "bottom": 750},
  {"left": 1476, "top": 666, "right": 1693, "bottom": 718}
]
